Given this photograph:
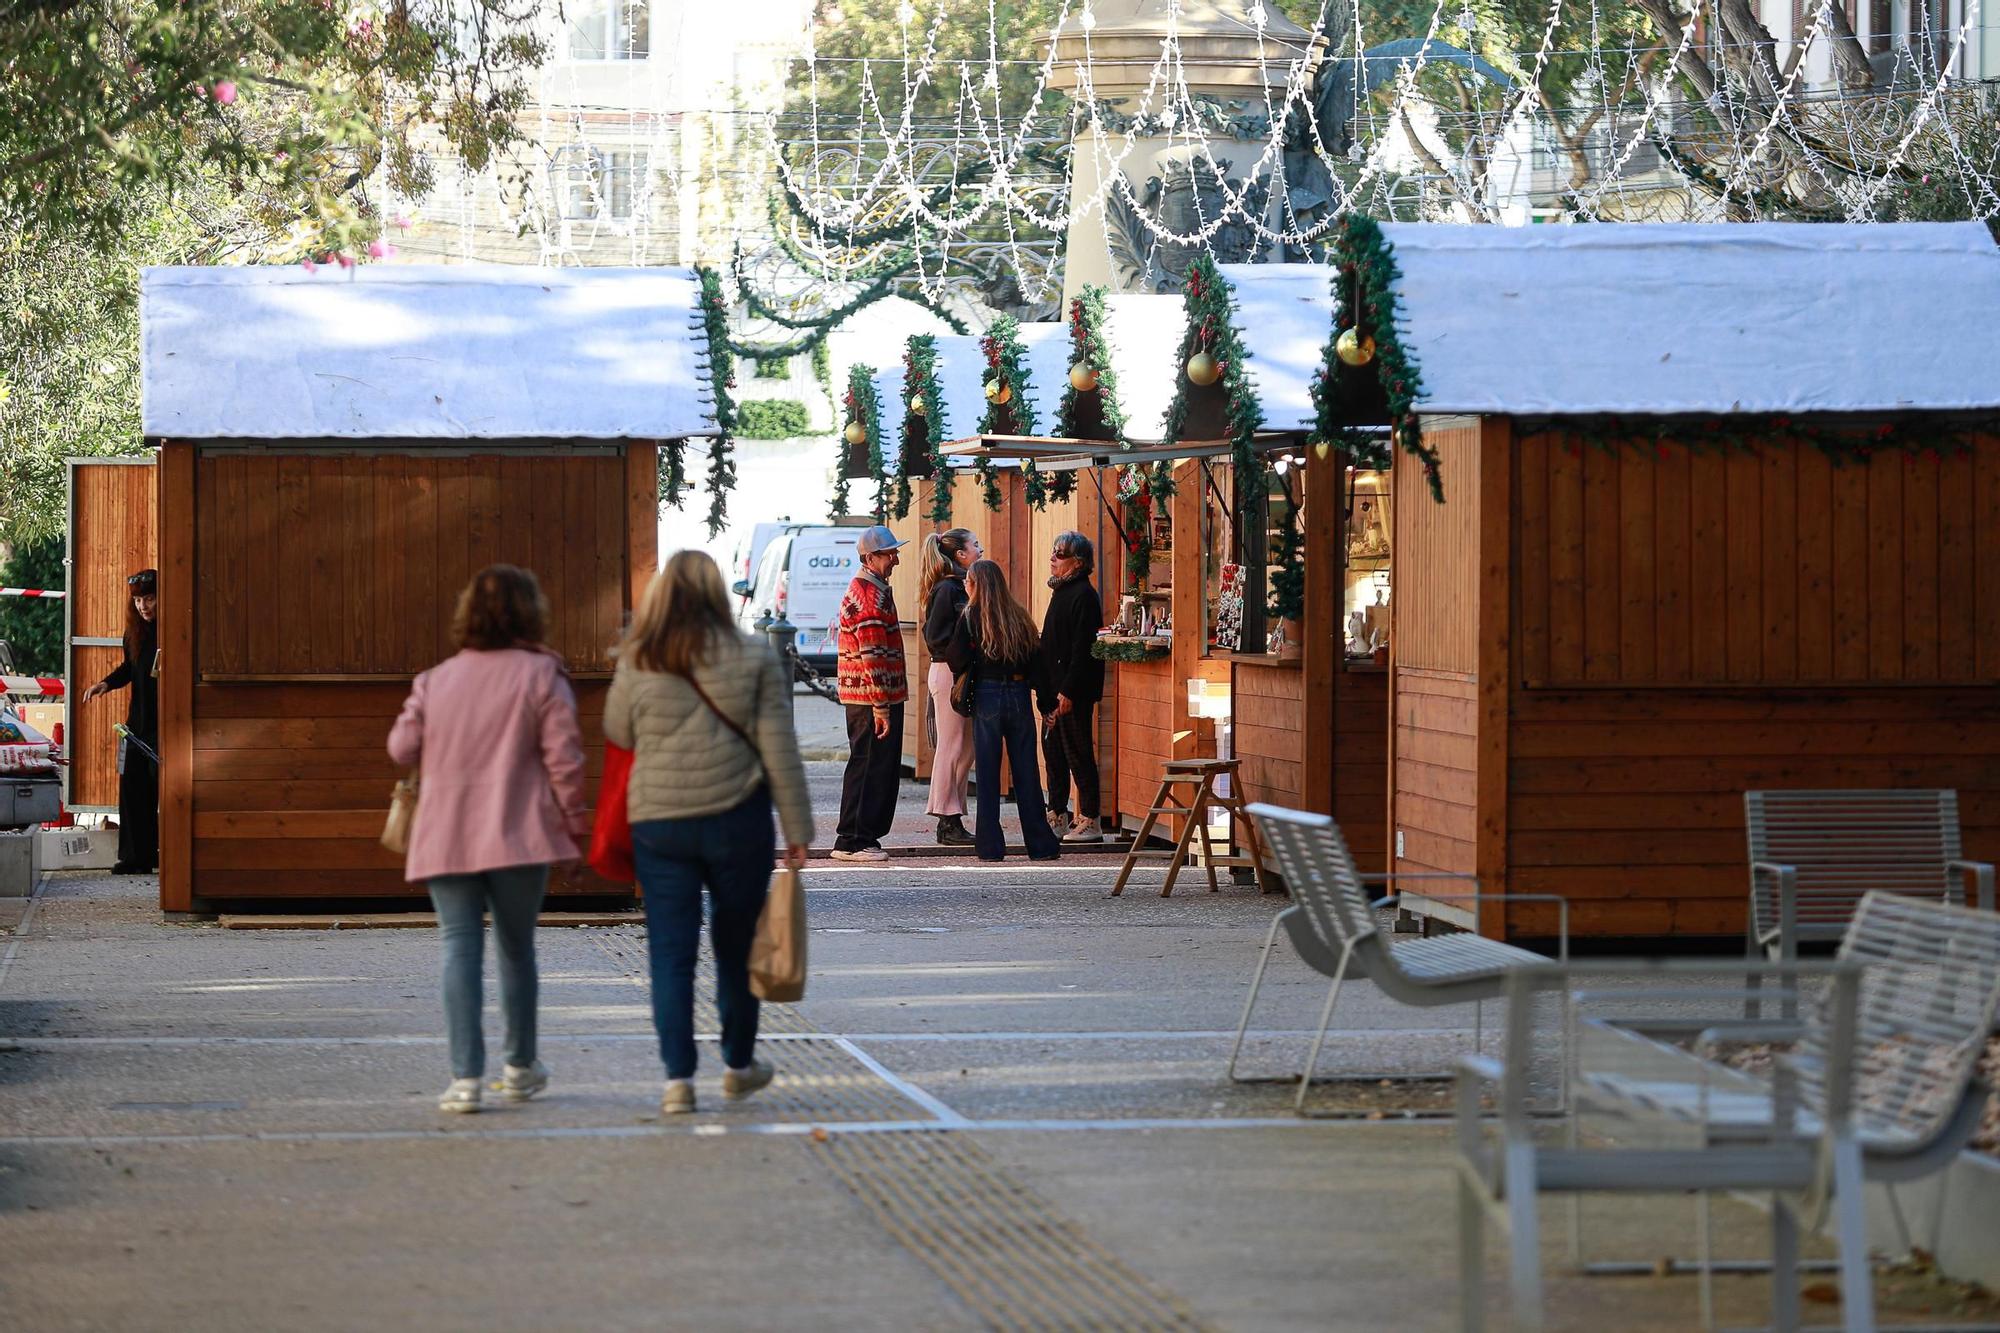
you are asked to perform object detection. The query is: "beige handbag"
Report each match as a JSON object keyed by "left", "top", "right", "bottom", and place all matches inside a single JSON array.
[
  {"left": 380, "top": 772, "right": 420, "bottom": 855},
  {"left": 749, "top": 868, "right": 807, "bottom": 1003}
]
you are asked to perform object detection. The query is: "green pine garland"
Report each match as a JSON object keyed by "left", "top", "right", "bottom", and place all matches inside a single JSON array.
[
  {"left": 1162, "top": 255, "right": 1266, "bottom": 520},
  {"left": 903, "top": 334, "right": 949, "bottom": 524},
  {"left": 1267, "top": 492, "right": 1305, "bottom": 622},
  {"left": 1114, "top": 462, "right": 1176, "bottom": 592},
  {"left": 1051, "top": 285, "right": 1129, "bottom": 506},
  {"left": 975, "top": 315, "right": 1040, "bottom": 512},
  {"left": 842, "top": 365, "right": 889, "bottom": 521},
  {"left": 693, "top": 266, "right": 738, "bottom": 537},
  {"left": 1090, "top": 638, "right": 1170, "bottom": 663},
  {"left": 1311, "top": 214, "right": 1445, "bottom": 500},
  {"left": 1023, "top": 458, "right": 1047, "bottom": 508}
]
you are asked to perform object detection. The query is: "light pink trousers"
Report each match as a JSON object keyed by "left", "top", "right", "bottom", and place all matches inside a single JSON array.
[{"left": 926, "top": 660, "right": 974, "bottom": 817}]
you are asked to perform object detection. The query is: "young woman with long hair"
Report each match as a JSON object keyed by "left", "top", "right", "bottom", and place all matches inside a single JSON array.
[
  {"left": 944, "top": 560, "right": 1062, "bottom": 863},
  {"left": 917, "top": 527, "right": 980, "bottom": 846},
  {"left": 387, "top": 564, "right": 589, "bottom": 1113},
  {"left": 76, "top": 568, "right": 159, "bottom": 874},
  {"left": 605, "top": 549, "right": 813, "bottom": 1115}
]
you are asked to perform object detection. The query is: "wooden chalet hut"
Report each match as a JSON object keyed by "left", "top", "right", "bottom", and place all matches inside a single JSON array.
[
  {"left": 1312, "top": 219, "right": 2000, "bottom": 939},
  {"left": 139, "top": 265, "right": 720, "bottom": 912}
]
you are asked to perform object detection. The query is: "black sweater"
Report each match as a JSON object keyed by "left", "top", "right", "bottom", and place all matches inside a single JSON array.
[
  {"left": 922, "top": 575, "right": 967, "bottom": 658},
  {"left": 945, "top": 615, "right": 1053, "bottom": 699},
  {"left": 1038, "top": 575, "right": 1105, "bottom": 709},
  {"left": 101, "top": 621, "right": 159, "bottom": 742}
]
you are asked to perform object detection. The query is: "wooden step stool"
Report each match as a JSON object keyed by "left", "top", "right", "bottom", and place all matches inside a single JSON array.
[{"left": 1111, "top": 758, "right": 1270, "bottom": 897}]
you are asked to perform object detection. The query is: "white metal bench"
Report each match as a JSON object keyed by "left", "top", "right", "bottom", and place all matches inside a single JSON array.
[
  {"left": 1230, "top": 803, "right": 1567, "bottom": 1113},
  {"left": 1745, "top": 788, "right": 1995, "bottom": 968},
  {"left": 1455, "top": 892, "right": 2000, "bottom": 1332}
]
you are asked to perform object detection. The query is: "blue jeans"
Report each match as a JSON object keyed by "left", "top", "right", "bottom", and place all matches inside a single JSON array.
[
  {"left": 632, "top": 789, "right": 775, "bottom": 1080},
  {"left": 973, "top": 680, "right": 1062, "bottom": 862},
  {"left": 427, "top": 864, "right": 549, "bottom": 1079}
]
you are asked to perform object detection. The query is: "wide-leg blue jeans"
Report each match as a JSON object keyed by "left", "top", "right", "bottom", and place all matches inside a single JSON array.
[
  {"left": 632, "top": 788, "right": 775, "bottom": 1080},
  {"left": 972, "top": 680, "right": 1062, "bottom": 863}
]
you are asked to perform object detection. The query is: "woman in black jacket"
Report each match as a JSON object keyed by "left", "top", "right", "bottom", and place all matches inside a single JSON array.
[
  {"left": 946, "top": 561, "right": 1061, "bottom": 863},
  {"left": 77, "top": 568, "right": 159, "bottom": 874},
  {"left": 1038, "top": 532, "right": 1105, "bottom": 843},
  {"left": 918, "top": 528, "right": 980, "bottom": 846}
]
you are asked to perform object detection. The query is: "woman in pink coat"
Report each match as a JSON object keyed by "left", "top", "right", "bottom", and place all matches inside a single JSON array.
[{"left": 388, "top": 565, "right": 590, "bottom": 1114}]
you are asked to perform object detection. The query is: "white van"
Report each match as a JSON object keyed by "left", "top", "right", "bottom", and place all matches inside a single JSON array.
[{"left": 735, "top": 525, "right": 860, "bottom": 669}]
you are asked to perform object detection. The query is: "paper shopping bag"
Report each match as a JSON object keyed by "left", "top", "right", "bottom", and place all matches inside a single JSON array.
[{"left": 749, "top": 867, "right": 807, "bottom": 1003}]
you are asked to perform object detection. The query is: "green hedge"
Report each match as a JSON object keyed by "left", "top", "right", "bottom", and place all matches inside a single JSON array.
[{"left": 736, "top": 399, "right": 813, "bottom": 440}]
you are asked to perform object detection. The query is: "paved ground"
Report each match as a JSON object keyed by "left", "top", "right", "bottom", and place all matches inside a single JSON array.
[{"left": 0, "top": 762, "right": 1972, "bottom": 1330}]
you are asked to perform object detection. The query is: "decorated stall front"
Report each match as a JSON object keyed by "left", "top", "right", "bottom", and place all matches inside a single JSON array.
[
  {"left": 1320, "top": 218, "right": 2000, "bottom": 939},
  {"left": 141, "top": 265, "right": 723, "bottom": 911}
]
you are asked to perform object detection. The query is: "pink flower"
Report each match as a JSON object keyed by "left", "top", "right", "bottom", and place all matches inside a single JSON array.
[
  {"left": 212, "top": 81, "right": 237, "bottom": 104},
  {"left": 391, "top": 213, "right": 412, "bottom": 231},
  {"left": 1922, "top": 174, "right": 1931, "bottom": 183},
  {"left": 301, "top": 259, "right": 318, "bottom": 273},
  {"left": 366, "top": 240, "right": 395, "bottom": 259},
  {"left": 335, "top": 252, "right": 354, "bottom": 269}
]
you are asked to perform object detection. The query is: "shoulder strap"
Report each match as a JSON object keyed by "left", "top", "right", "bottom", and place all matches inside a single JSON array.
[{"left": 680, "top": 668, "right": 756, "bottom": 752}]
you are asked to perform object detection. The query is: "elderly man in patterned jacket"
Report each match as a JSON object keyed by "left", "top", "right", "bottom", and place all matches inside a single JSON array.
[{"left": 831, "top": 525, "right": 908, "bottom": 862}]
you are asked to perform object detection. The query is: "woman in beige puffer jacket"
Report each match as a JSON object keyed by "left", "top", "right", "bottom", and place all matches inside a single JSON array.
[{"left": 605, "top": 550, "right": 813, "bottom": 1115}]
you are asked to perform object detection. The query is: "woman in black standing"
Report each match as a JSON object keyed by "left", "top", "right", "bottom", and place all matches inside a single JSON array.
[
  {"left": 1039, "top": 532, "right": 1105, "bottom": 843},
  {"left": 77, "top": 569, "right": 158, "bottom": 874},
  {"left": 946, "top": 560, "right": 1061, "bottom": 863}
]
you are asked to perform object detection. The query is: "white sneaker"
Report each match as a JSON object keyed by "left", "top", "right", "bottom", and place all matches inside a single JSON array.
[
  {"left": 661, "top": 1080, "right": 696, "bottom": 1115},
  {"left": 723, "top": 1058, "right": 776, "bottom": 1101},
  {"left": 1062, "top": 817, "right": 1103, "bottom": 844},
  {"left": 438, "top": 1077, "right": 482, "bottom": 1114},
  {"left": 501, "top": 1060, "right": 550, "bottom": 1102},
  {"left": 830, "top": 847, "right": 888, "bottom": 862}
]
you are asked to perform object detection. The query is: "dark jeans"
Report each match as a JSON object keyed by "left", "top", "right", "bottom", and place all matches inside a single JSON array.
[
  {"left": 427, "top": 864, "right": 548, "bottom": 1079},
  {"left": 835, "top": 702, "right": 904, "bottom": 852},
  {"left": 632, "top": 789, "right": 776, "bottom": 1080},
  {"left": 972, "top": 681, "right": 1062, "bottom": 862},
  {"left": 1041, "top": 699, "right": 1099, "bottom": 820}
]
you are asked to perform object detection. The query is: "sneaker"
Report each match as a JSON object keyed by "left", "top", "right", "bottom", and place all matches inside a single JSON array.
[
  {"left": 935, "top": 816, "right": 975, "bottom": 847},
  {"left": 438, "top": 1077, "right": 482, "bottom": 1114},
  {"left": 661, "top": 1080, "right": 696, "bottom": 1115},
  {"left": 1047, "top": 810, "right": 1069, "bottom": 834},
  {"left": 501, "top": 1060, "right": 550, "bottom": 1102},
  {"left": 830, "top": 847, "right": 889, "bottom": 862},
  {"left": 723, "top": 1058, "right": 776, "bottom": 1101},
  {"left": 1062, "top": 817, "right": 1103, "bottom": 844}
]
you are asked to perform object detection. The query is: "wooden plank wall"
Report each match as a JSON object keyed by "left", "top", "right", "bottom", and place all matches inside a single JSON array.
[
  {"left": 1503, "top": 430, "right": 2000, "bottom": 938},
  {"left": 197, "top": 454, "right": 627, "bottom": 677},
  {"left": 1232, "top": 660, "right": 1303, "bottom": 810},
  {"left": 1334, "top": 669, "right": 1389, "bottom": 873},
  {"left": 1114, "top": 656, "right": 1175, "bottom": 831},
  {"left": 1389, "top": 421, "right": 1487, "bottom": 883},
  {"left": 67, "top": 460, "right": 159, "bottom": 810}
]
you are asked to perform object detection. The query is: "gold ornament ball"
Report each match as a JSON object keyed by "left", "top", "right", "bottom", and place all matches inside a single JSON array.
[
  {"left": 1335, "top": 327, "right": 1377, "bottom": 367},
  {"left": 1069, "top": 362, "right": 1100, "bottom": 393},
  {"left": 1186, "top": 351, "right": 1220, "bottom": 386},
  {"left": 983, "top": 379, "right": 1012, "bottom": 405},
  {"left": 911, "top": 396, "right": 927, "bottom": 416},
  {"left": 844, "top": 420, "right": 867, "bottom": 446}
]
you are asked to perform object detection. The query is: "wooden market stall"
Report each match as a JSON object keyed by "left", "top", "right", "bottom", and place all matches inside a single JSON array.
[
  {"left": 139, "top": 265, "right": 719, "bottom": 912},
  {"left": 1321, "top": 220, "right": 2000, "bottom": 940}
]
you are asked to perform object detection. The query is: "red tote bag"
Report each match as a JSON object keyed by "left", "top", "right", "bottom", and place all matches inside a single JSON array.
[{"left": 588, "top": 742, "right": 636, "bottom": 883}]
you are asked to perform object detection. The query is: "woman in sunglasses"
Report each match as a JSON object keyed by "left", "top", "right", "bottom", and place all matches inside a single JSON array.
[{"left": 77, "top": 569, "right": 159, "bottom": 874}]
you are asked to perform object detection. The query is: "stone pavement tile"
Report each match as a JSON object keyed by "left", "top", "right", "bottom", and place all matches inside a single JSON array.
[{"left": 0, "top": 1135, "right": 978, "bottom": 1333}]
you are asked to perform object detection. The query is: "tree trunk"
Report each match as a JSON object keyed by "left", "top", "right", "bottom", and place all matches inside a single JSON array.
[{"left": 1633, "top": 0, "right": 1722, "bottom": 105}]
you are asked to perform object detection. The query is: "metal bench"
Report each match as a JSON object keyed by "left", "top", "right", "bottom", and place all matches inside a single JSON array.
[
  {"left": 1229, "top": 803, "right": 1566, "bottom": 1113},
  {"left": 1455, "top": 892, "right": 2000, "bottom": 1332},
  {"left": 1745, "top": 787, "right": 1995, "bottom": 969}
]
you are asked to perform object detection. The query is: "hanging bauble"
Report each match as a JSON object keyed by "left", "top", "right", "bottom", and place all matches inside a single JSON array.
[
  {"left": 1335, "top": 327, "right": 1377, "bottom": 367},
  {"left": 1185, "top": 351, "right": 1220, "bottom": 387},
  {"left": 1313, "top": 440, "right": 1332, "bottom": 461},
  {"left": 910, "top": 396, "right": 927, "bottom": 416},
  {"left": 844, "top": 420, "right": 867, "bottom": 447},
  {"left": 1069, "top": 362, "right": 1100, "bottom": 393},
  {"left": 983, "top": 379, "right": 1012, "bottom": 406}
]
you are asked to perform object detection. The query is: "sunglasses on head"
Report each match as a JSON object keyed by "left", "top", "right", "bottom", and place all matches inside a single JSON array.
[{"left": 127, "top": 575, "right": 156, "bottom": 590}]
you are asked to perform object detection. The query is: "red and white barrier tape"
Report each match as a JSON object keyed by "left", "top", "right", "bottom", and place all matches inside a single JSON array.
[
  {"left": 1, "top": 676, "right": 65, "bottom": 698},
  {"left": 0, "top": 588, "right": 66, "bottom": 599}
]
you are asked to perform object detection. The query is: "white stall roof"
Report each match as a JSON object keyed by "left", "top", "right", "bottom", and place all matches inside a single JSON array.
[
  {"left": 1102, "top": 295, "right": 1182, "bottom": 442},
  {"left": 1231, "top": 223, "right": 2000, "bottom": 419},
  {"left": 142, "top": 264, "right": 718, "bottom": 441}
]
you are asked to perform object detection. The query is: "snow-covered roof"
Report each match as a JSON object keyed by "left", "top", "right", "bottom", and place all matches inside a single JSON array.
[
  {"left": 1222, "top": 222, "right": 2000, "bottom": 419},
  {"left": 1102, "top": 295, "right": 1182, "bottom": 442},
  {"left": 142, "top": 264, "right": 718, "bottom": 441}
]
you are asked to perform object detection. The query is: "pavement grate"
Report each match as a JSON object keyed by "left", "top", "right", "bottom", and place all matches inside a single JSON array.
[
  {"left": 817, "top": 1131, "right": 1212, "bottom": 1333},
  {"left": 590, "top": 927, "right": 816, "bottom": 1034}
]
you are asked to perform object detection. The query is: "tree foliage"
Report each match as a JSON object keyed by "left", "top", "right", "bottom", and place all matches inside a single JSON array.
[{"left": 0, "top": 537, "right": 65, "bottom": 675}]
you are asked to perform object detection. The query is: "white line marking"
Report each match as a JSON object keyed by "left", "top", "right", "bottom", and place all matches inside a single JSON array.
[
  {"left": 0, "top": 1028, "right": 1431, "bottom": 1049},
  {"left": 0, "top": 1115, "right": 1363, "bottom": 1149},
  {"left": 0, "top": 872, "right": 48, "bottom": 994},
  {"left": 831, "top": 1036, "right": 971, "bottom": 1127}
]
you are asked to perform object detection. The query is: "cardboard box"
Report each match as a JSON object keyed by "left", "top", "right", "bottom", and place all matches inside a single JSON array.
[
  {"left": 40, "top": 825, "right": 116, "bottom": 871},
  {"left": 19, "top": 703, "right": 64, "bottom": 742}
]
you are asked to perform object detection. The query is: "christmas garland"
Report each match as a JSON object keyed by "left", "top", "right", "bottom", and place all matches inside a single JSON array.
[
  {"left": 1091, "top": 637, "right": 1171, "bottom": 663},
  {"left": 975, "top": 315, "right": 1039, "bottom": 512},
  {"left": 693, "top": 266, "right": 738, "bottom": 537},
  {"left": 1051, "top": 284, "right": 1130, "bottom": 508},
  {"left": 837, "top": 363, "right": 888, "bottom": 520},
  {"left": 1114, "top": 462, "right": 1176, "bottom": 592},
  {"left": 1267, "top": 489, "right": 1305, "bottom": 622},
  {"left": 903, "top": 334, "right": 949, "bottom": 524},
  {"left": 1311, "top": 214, "right": 1444, "bottom": 500},
  {"left": 1161, "top": 255, "right": 1265, "bottom": 519}
]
